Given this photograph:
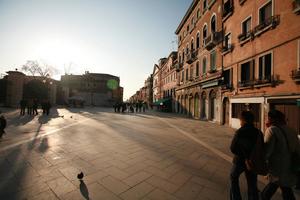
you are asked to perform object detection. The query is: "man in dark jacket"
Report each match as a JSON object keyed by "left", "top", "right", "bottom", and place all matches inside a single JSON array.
[{"left": 230, "top": 110, "right": 263, "bottom": 200}]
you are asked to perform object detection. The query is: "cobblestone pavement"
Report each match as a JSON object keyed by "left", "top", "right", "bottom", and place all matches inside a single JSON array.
[{"left": 0, "top": 107, "right": 298, "bottom": 199}]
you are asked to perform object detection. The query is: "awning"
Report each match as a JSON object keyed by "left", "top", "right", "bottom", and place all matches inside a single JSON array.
[{"left": 153, "top": 98, "right": 171, "bottom": 106}]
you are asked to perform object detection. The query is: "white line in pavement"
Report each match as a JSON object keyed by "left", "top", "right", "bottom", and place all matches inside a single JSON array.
[
  {"left": 156, "top": 117, "right": 232, "bottom": 163},
  {"left": 0, "top": 118, "right": 91, "bottom": 153}
]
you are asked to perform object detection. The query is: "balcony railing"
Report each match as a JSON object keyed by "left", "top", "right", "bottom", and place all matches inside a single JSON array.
[
  {"left": 293, "top": 0, "right": 300, "bottom": 14},
  {"left": 186, "top": 50, "right": 198, "bottom": 64},
  {"left": 238, "top": 31, "right": 253, "bottom": 43},
  {"left": 222, "top": 0, "right": 233, "bottom": 19},
  {"left": 222, "top": 44, "right": 234, "bottom": 54},
  {"left": 238, "top": 80, "right": 255, "bottom": 88},
  {"left": 204, "top": 31, "right": 223, "bottom": 50},
  {"left": 291, "top": 69, "right": 300, "bottom": 81},
  {"left": 208, "top": 68, "right": 217, "bottom": 74},
  {"left": 220, "top": 83, "right": 233, "bottom": 90},
  {"left": 255, "top": 75, "right": 279, "bottom": 86},
  {"left": 254, "top": 15, "right": 280, "bottom": 36},
  {"left": 175, "top": 62, "right": 183, "bottom": 72}
]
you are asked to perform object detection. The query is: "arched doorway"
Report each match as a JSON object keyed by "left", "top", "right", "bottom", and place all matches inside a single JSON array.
[
  {"left": 23, "top": 79, "right": 48, "bottom": 101},
  {"left": 194, "top": 93, "right": 200, "bottom": 118},
  {"left": 223, "top": 97, "right": 229, "bottom": 125},
  {"left": 189, "top": 94, "right": 193, "bottom": 117},
  {"left": 201, "top": 92, "right": 207, "bottom": 119},
  {"left": 209, "top": 90, "right": 216, "bottom": 121},
  {"left": 184, "top": 95, "right": 188, "bottom": 115}
]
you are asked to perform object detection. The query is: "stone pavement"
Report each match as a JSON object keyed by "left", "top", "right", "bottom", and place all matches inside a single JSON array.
[{"left": 0, "top": 107, "right": 298, "bottom": 200}]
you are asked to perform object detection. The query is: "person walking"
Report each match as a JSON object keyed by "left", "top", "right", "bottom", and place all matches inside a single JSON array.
[
  {"left": 27, "top": 99, "right": 33, "bottom": 115},
  {"left": 33, "top": 99, "right": 38, "bottom": 115},
  {"left": 261, "top": 110, "right": 299, "bottom": 200},
  {"left": 0, "top": 112, "right": 7, "bottom": 138},
  {"left": 19, "top": 99, "right": 26, "bottom": 116},
  {"left": 230, "top": 110, "right": 263, "bottom": 200}
]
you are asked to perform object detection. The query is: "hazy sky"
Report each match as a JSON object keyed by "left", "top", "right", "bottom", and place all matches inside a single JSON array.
[{"left": 0, "top": 0, "right": 191, "bottom": 99}]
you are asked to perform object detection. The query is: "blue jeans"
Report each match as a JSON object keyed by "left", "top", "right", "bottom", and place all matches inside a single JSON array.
[{"left": 230, "top": 162, "right": 259, "bottom": 200}]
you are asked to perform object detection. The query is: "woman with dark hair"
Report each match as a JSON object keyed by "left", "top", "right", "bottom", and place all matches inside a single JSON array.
[{"left": 261, "top": 110, "right": 300, "bottom": 200}]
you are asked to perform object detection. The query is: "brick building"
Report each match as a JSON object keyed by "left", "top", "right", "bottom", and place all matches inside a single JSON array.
[
  {"left": 61, "top": 72, "right": 123, "bottom": 106},
  {"left": 160, "top": 52, "right": 178, "bottom": 112},
  {"left": 175, "top": 0, "right": 223, "bottom": 122},
  {"left": 221, "top": 0, "right": 300, "bottom": 133}
]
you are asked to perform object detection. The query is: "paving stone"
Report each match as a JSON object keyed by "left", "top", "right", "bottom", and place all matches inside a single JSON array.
[
  {"left": 146, "top": 176, "right": 179, "bottom": 193},
  {"left": 99, "top": 176, "right": 130, "bottom": 195},
  {"left": 120, "top": 182, "right": 154, "bottom": 200},
  {"left": 123, "top": 171, "right": 152, "bottom": 187},
  {"left": 174, "top": 180, "right": 203, "bottom": 200},
  {"left": 168, "top": 170, "right": 192, "bottom": 187},
  {"left": 46, "top": 176, "right": 77, "bottom": 197},
  {"left": 31, "top": 189, "right": 59, "bottom": 200},
  {"left": 104, "top": 166, "right": 130, "bottom": 180},
  {"left": 145, "top": 188, "right": 180, "bottom": 200}
]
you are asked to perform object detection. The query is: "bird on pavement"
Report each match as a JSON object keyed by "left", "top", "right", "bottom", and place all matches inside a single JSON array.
[{"left": 77, "top": 172, "right": 84, "bottom": 180}]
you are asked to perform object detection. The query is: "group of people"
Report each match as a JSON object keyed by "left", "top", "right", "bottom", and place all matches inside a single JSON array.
[
  {"left": 113, "top": 102, "right": 147, "bottom": 113},
  {"left": 230, "top": 110, "right": 300, "bottom": 200},
  {"left": 20, "top": 99, "right": 51, "bottom": 116}
]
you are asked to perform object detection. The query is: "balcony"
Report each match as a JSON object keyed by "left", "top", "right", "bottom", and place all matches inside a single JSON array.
[
  {"left": 293, "top": 0, "right": 300, "bottom": 14},
  {"left": 238, "top": 31, "right": 253, "bottom": 45},
  {"left": 291, "top": 69, "right": 300, "bottom": 81},
  {"left": 222, "top": 0, "right": 233, "bottom": 21},
  {"left": 221, "top": 44, "right": 234, "bottom": 55},
  {"left": 208, "top": 68, "right": 217, "bottom": 74},
  {"left": 238, "top": 80, "right": 255, "bottom": 88},
  {"left": 186, "top": 50, "right": 198, "bottom": 64},
  {"left": 204, "top": 31, "right": 223, "bottom": 50},
  {"left": 220, "top": 83, "right": 233, "bottom": 90},
  {"left": 254, "top": 15, "right": 280, "bottom": 36},
  {"left": 239, "top": 0, "right": 247, "bottom": 5},
  {"left": 254, "top": 75, "right": 280, "bottom": 87}
]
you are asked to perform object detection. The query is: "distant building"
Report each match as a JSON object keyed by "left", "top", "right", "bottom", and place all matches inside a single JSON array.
[
  {"left": 61, "top": 72, "right": 123, "bottom": 106},
  {"left": 2, "top": 70, "right": 57, "bottom": 107}
]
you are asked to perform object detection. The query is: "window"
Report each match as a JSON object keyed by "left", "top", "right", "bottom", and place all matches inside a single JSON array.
[
  {"left": 191, "top": 39, "right": 194, "bottom": 51},
  {"left": 196, "top": 62, "right": 199, "bottom": 76},
  {"left": 224, "top": 33, "right": 231, "bottom": 49},
  {"left": 242, "top": 17, "right": 251, "bottom": 34},
  {"left": 190, "top": 66, "right": 194, "bottom": 79},
  {"left": 210, "top": 50, "right": 217, "bottom": 71},
  {"left": 187, "top": 25, "right": 190, "bottom": 32},
  {"left": 232, "top": 103, "right": 245, "bottom": 118},
  {"left": 185, "top": 46, "right": 189, "bottom": 55},
  {"left": 186, "top": 69, "right": 189, "bottom": 81},
  {"left": 240, "top": 60, "right": 255, "bottom": 83},
  {"left": 211, "top": 15, "right": 216, "bottom": 33},
  {"left": 202, "top": 57, "right": 207, "bottom": 74},
  {"left": 182, "top": 52, "right": 185, "bottom": 62},
  {"left": 259, "top": 1, "right": 272, "bottom": 24},
  {"left": 203, "top": 25, "right": 207, "bottom": 45},
  {"left": 196, "top": 32, "right": 200, "bottom": 48},
  {"left": 258, "top": 53, "right": 272, "bottom": 81},
  {"left": 181, "top": 71, "right": 184, "bottom": 82},
  {"left": 203, "top": 0, "right": 207, "bottom": 10},
  {"left": 197, "top": 9, "right": 201, "bottom": 18},
  {"left": 223, "top": 69, "right": 232, "bottom": 86}
]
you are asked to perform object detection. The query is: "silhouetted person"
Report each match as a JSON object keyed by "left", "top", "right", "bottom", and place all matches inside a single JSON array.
[
  {"left": 33, "top": 99, "right": 38, "bottom": 115},
  {"left": 0, "top": 113, "right": 7, "bottom": 138},
  {"left": 45, "top": 101, "right": 51, "bottom": 115},
  {"left": 27, "top": 99, "right": 33, "bottom": 115},
  {"left": 20, "top": 99, "right": 26, "bottom": 116}
]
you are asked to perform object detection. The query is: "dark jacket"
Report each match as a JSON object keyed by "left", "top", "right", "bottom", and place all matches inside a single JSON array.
[{"left": 230, "top": 124, "right": 263, "bottom": 164}]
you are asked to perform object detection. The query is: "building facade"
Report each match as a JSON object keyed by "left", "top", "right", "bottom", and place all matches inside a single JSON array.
[
  {"left": 175, "top": 0, "right": 223, "bottom": 122},
  {"left": 61, "top": 72, "right": 123, "bottom": 106},
  {"left": 160, "top": 52, "right": 178, "bottom": 112},
  {"left": 3, "top": 70, "right": 57, "bottom": 107},
  {"left": 222, "top": 0, "right": 300, "bottom": 133}
]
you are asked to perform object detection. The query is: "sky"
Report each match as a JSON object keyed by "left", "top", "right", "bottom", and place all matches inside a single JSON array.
[{"left": 0, "top": 0, "right": 192, "bottom": 100}]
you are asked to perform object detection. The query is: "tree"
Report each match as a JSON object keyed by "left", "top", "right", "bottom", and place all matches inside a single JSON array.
[{"left": 21, "top": 60, "right": 58, "bottom": 77}]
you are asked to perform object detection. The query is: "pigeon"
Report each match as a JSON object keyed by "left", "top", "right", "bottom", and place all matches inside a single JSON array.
[
  {"left": 77, "top": 172, "right": 84, "bottom": 180},
  {"left": 70, "top": 116, "right": 73, "bottom": 118}
]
